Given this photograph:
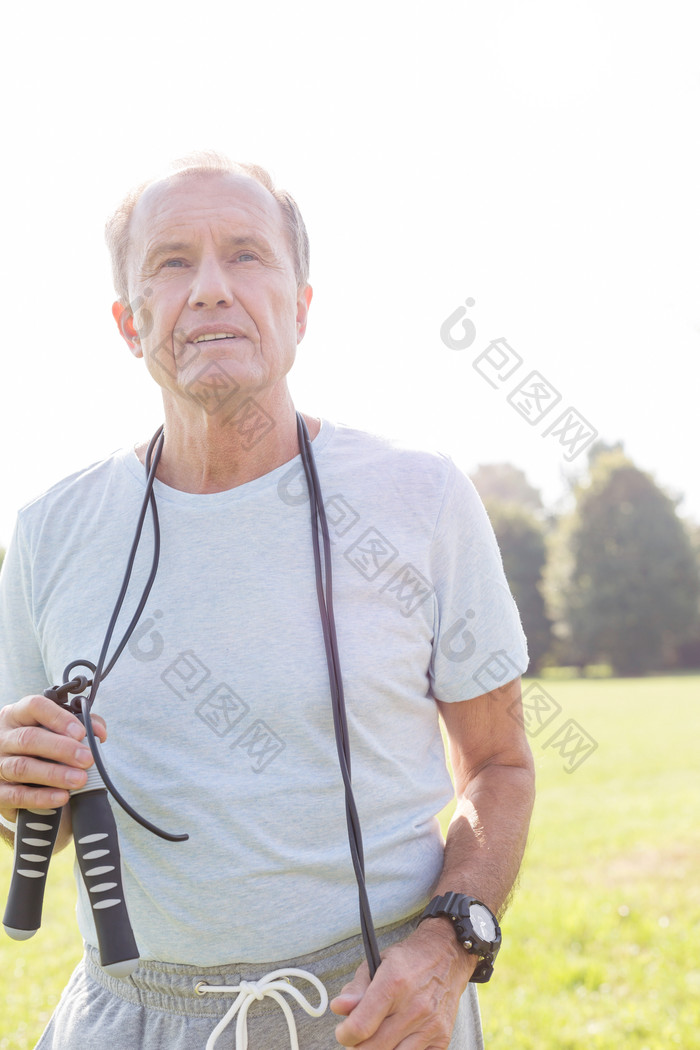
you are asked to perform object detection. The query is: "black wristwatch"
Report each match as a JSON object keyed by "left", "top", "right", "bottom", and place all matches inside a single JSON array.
[{"left": 418, "top": 892, "right": 502, "bottom": 983}]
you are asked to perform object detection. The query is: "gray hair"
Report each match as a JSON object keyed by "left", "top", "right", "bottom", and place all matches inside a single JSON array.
[{"left": 105, "top": 151, "right": 310, "bottom": 304}]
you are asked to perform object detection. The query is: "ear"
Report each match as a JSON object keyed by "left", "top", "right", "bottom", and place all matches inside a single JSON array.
[
  {"left": 296, "top": 284, "right": 313, "bottom": 343},
  {"left": 112, "top": 301, "right": 142, "bottom": 358}
]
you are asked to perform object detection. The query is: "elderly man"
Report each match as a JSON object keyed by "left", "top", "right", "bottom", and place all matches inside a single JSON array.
[{"left": 0, "top": 154, "right": 535, "bottom": 1050}]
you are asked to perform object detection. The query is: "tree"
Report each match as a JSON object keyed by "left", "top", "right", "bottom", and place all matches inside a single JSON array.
[
  {"left": 586, "top": 439, "right": 625, "bottom": 466},
  {"left": 543, "top": 450, "right": 700, "bottom": 675},
  {"left": 676, "top": 517, "right": 700, "bottom": 667},
  {"left": 482, "top": 500, "right": 552, "bottom": 672},
  {"left": 471, "top": 463, "right": 543, "bottom": 514}
]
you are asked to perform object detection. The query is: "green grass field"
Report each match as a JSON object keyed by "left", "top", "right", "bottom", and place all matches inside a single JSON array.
[{"left": 1, "top": 674, "right": 699, "bottom": 1049}]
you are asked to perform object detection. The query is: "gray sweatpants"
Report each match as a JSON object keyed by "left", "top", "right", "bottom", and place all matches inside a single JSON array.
[{"left": 35, "top": 914, "right": 484, "bottom": 1049}]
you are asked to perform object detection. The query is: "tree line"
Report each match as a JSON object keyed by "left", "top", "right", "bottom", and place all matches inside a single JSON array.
[{"left": 471, "top": 444, "right": 700, "bottom": 676}]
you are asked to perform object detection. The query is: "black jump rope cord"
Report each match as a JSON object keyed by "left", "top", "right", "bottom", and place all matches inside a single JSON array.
[
  {"left": 297, "top": 415, "right": 382, "bottom": 977},
  {"left": 80, "top": 425, "right": 187, "bottom": 841},
  {"left": 68, "top": 415, "right": 380, "bottom": 973}
]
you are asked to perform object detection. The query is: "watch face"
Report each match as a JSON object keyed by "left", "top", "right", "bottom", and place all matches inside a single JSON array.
[{"left": 469, "top": 904, "right": 496, "bottom": 942}]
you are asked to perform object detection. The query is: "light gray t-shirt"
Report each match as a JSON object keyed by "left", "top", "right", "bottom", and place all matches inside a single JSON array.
[{"left": 0, "top": 419, "right": 528, "bottom": 965}]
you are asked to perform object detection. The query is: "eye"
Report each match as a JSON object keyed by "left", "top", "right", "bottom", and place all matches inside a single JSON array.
[
  {"left": 236, "top": 252, "right": 256, "bottom": 262},
  {"left": 163, "top": 258, "right": 187, "bottom": 268}
]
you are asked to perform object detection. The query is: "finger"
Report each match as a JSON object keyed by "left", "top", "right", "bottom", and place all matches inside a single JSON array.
[
  {"left": 5, "top": 694, "right": 89, "bottom": 741},
  {"left": 338, "top": 1010, "right": 442, "bottom": 1050},
  {"left": 0, "top": 696, "right": 106, "bottom": 810},
  {"left": 330, "top": 962, "right": 372, "bottom": 1016},
  {"left": 330, "top": 992, "right": 363, "bottom": 1017},
  {"left": 4, "top": 718, "right": 96, "bottom": 767},
  {"left": 333, "top": 980, "right": 391, "bottom": 1045},
  {"left": 0, "top": 746, "right": 94, "bottom": 806},
  {"left": 0, "top": 778, "right": 72, "bottom": 812},
  {"left": 2, "top": 694, "right": 107, "bottom": 750},
  {"left": 89, "top": 715, "right": 108, "bottom": 743},
  {"left": 336, "top": 1002, "right": 446, "bottom": 1050}
]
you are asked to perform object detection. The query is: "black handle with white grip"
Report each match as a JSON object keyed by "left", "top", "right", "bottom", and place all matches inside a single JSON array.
[
  {"left": 3, "top": 806, "right": 63, "bottom": 939},
  {"left": 3, "top": 675, "right": 90, "bottom": 941},
  {"left": 70, "top": 744, "right": 139, "bottom": 978}
]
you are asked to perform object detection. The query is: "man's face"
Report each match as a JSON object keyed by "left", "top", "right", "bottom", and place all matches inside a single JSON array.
[{"left": 115, "top": 172, "right": 311, "bottom": 415}]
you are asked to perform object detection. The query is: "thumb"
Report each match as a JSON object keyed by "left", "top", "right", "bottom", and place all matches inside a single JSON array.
[{"left": 330, "top": 964, "right": 371, "bottom": 1016}]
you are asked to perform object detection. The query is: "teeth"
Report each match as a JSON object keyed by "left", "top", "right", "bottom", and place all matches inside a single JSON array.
[{"left": 193, "top": 333, "right": 237, "bottom": 343}]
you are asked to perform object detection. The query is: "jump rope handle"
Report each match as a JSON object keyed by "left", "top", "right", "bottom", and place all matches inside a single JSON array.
[
  {"left": 2, "top": 719, "right": 140, "bottom": 978},
  {"left": 3, "top": 806, "right": 63, "bottom": 940},
  {"left": 68, "top": 725, "right": 140, "bottom": 977}
]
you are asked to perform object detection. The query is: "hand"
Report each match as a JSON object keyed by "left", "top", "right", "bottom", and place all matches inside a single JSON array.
[
  {"left": 0, "top": 694, "right": 107, "bottom": 818},
  {"left": 330, "top": 920, "right": 476, "bottom": 1049}
]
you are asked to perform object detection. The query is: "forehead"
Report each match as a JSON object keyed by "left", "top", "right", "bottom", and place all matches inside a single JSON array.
[{"left": 130, "top": 172, "right": 287, "bottom": 254}]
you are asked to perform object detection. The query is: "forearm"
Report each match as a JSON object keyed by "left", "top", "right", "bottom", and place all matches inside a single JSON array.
[
  {"left": 435, "top": 759, "right": 536, "bottom": 919},
  {"left": 332, "top": 756, "right": 535, "bottom": 1037}
]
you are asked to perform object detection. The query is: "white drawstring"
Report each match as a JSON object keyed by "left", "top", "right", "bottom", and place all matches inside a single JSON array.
[{"left": 195, "top": 967, "right": 329, "bottom": 1050}]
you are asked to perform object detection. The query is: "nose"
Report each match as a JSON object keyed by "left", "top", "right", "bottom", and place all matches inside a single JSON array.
[{"left": 188, "top": 256, "right": 235, "bottom": 309}]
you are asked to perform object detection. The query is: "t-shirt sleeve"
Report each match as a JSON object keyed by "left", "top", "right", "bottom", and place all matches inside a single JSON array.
[
  {"left": 0, "top": 516, "right": 49, "bottom": 708},
  {"left": 428, "top": 459, "right": 529, "bottom": 702}
]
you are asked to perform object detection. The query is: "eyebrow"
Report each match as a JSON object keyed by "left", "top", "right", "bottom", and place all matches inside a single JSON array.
[
  {"left": 219, "top": 234, "right": 275, "bottom": 259},
  {"left": 140, "top": 242, "right": 190, "bottom": 271},
  {"left": 141, "top": 235, "right": 273, "bottom": 271}
]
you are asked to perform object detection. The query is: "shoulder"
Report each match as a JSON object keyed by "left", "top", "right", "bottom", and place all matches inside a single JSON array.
[
  {"left": 321, "top": 419, "right": 488, "bottom": 530},
  {"left": 322, "top": 419, "right": 460, "bottom": 500},
  {"left": 16, "top": 448, "right": 135, "bottom": 547}
]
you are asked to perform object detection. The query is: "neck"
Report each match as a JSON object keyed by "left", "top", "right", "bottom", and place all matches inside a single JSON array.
[{"left": 135, "top": 390, "right": 320, "bottom": 493}]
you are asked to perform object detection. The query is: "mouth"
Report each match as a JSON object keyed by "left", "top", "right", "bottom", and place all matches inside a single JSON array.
[{"left": 191, "top": 332, "right": 241, "bottom": 344}]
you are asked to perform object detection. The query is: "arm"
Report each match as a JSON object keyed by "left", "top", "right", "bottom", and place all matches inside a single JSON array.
[
  {"left": 0, "top": 693, "right": 107, "bottom": 852},
  {"left": 331, "top": 675, "right": 535, "bottom": 1049}
]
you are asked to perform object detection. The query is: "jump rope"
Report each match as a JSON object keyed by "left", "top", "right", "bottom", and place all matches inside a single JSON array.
[{"left": 2, "top": 413, "right": 382, "bottom": 980}]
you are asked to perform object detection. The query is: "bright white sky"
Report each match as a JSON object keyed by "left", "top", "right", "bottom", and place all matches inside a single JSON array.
[{"left": 1, "top": 0, "right": 698, "bottom": 547}]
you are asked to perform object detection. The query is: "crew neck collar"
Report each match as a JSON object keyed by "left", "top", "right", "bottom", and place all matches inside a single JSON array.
[{"left": 119, "top": 417, "right": 336, "bottom": 506}]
